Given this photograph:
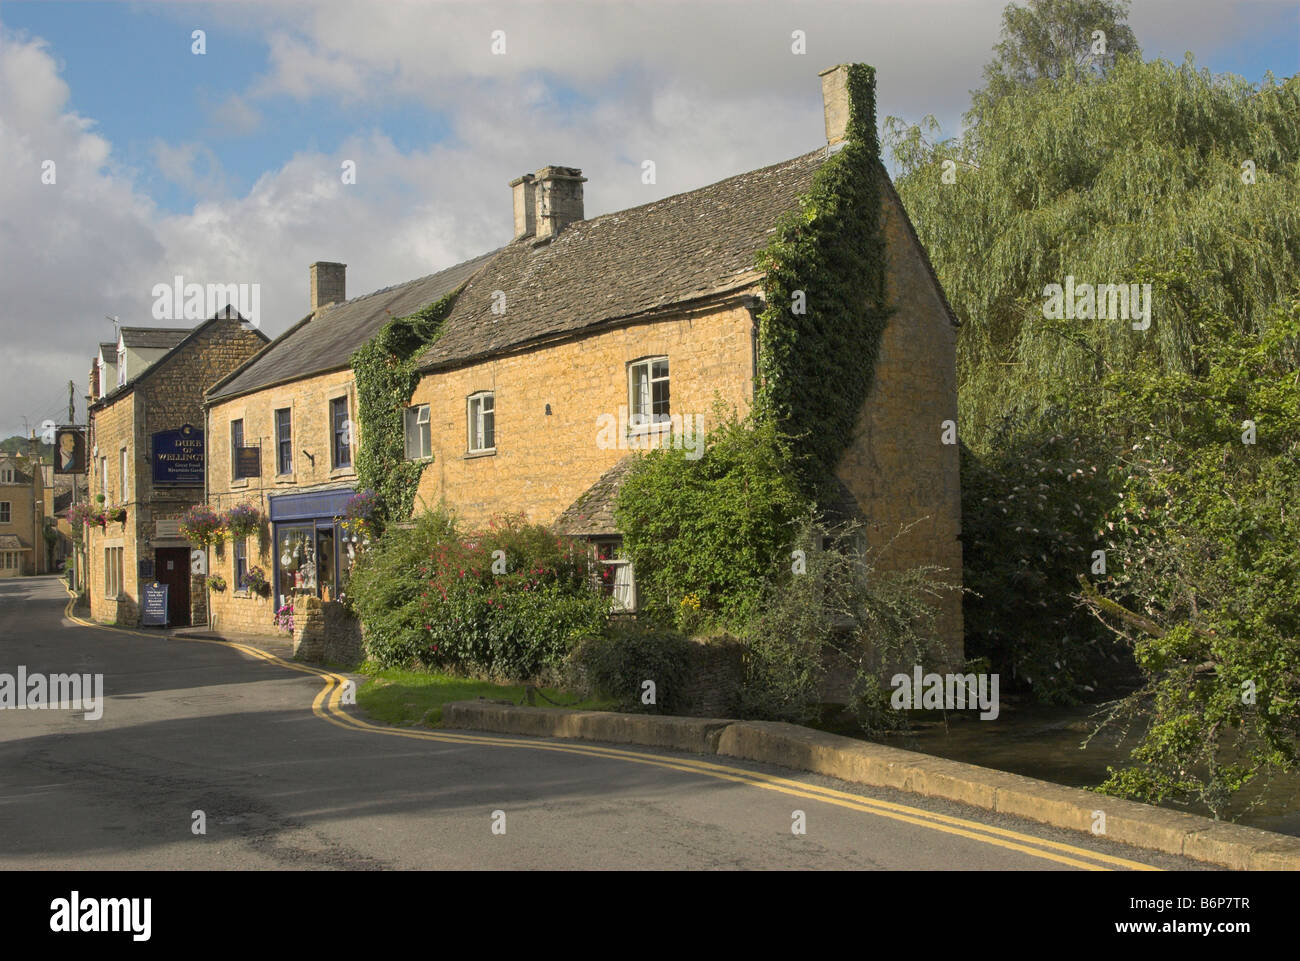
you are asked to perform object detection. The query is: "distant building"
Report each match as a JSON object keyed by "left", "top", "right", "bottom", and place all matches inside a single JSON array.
[{"left": 0, "top": 448, "right": 50, "bottom": 576}]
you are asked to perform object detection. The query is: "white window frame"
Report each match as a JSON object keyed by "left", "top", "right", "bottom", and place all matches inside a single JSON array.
[
  {"left": 119, "top": 446, "right": 128, "bottom": 504},
  {"left": 467, "top": 392, "right": 495, "bottom": 453},
  {"left": 592, "top": 539, "right": 636, "bottom": 614},
  {"left": 628, "top": 356, "right": 670, "bottom": 430},
  {"left": 100, "top": 457, "right": 108, "bottom": 502},
  {"left": 117, "top": 348, "right": 127, "bottom": 386},
  {"left": 404, "top": 404, "right": 431, "bottom": 460},
  {"left": 275, "top": 407, "right": 293, "bottom": 476},
  {"left": 0, "top": 502, "right": 9, "bottom": 524}
]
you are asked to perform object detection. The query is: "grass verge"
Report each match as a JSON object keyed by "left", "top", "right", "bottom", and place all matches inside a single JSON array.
[{"left": 355, "top": 664, "right": 616, "bottom": 728}]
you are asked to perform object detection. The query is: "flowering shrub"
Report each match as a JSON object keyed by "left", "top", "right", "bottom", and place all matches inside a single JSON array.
[
  {"left": 274, "top": 602, "right": 294, "bottom": 634},
  {"left": 224, "top": 503, "right": 262, "bottom": 540},
  {"left": 350, "top": 510, "right": 608, "bottom": 680},
  {"left": 180, "top": 505, "right": 226, "bottom": 547}
]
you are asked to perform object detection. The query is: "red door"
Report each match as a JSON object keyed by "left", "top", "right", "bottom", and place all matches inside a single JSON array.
[{"left": 155, "top": 548, "right": 191, "bottom": 627}]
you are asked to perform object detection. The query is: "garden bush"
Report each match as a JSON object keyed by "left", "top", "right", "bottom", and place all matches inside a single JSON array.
[{"left": 568, "top": 622, "right": 694, "bottom": 714}]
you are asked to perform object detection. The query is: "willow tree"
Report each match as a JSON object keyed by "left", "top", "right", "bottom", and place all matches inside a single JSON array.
[{"left": 887, "top": 56, "right": 1300, "bottom": 449}]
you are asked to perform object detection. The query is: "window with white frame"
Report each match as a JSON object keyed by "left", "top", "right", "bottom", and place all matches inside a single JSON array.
[
  {"left": 119, "top": 447, "right": 128, "bottom": 504},
  {"left": 117, "top": 348, "right": 127, "bottom": 386},
  {"left": 0, "top": 502, "right": 9, "bottom": 524},
  {"left": 104, "top": 546, "right": 123, "bottom": 598},
  {"left": 404, "top": 404, "right": 431, "bottom": 460},
  {"left": 628, "top": 357, "right": 669, "bottom": 428},
  {"left": 100, "top": 457, "right": 108, "bottom": 502},
  {"left": 234, "top": 538, "right": 248, "bottom": 591},
  {"left": 467, "top": 392, "right": 495, "bottom": 453},
  {"left": 593, "top": 540, "right": 636, "bottom": 613}
]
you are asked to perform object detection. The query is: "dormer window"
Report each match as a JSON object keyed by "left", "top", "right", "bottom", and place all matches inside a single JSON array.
[{"left": 117, "top": 347, "right": 127, "bottom": 386}]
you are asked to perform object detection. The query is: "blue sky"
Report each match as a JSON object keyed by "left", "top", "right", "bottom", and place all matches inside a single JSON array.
[{"left": 0, "top": 0, "right": 1296, "bottom": 436}]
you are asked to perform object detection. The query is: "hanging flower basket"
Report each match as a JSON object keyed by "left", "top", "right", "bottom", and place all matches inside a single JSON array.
[
  {"left": 111, "top": 507, "right": 127, "bottom": 525},
  {"left": 207, "top": 574, "right": 227, "bottom": 592},
  {"left": 180, "top": 505, "right": 225, "bottom": 547},
  {"left": 245, "top": 566, "right": 269, "bottom": 596},
  {"left": 224, "top": 503, "right": 262, "bottom": 541}
]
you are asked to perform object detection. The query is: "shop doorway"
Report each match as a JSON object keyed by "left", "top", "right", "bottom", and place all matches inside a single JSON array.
[{"left": 155, "top": 547, "right": 191, "bottom": 626}]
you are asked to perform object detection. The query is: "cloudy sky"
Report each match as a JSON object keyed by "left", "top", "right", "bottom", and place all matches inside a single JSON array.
[{"left": 1, "top": 0, "right": 1296, "bottom": 438}]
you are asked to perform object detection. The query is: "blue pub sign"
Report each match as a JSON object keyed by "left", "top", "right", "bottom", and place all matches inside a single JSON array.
[{"left": 152, "top": 424, "right": 205, "bottom": 485}]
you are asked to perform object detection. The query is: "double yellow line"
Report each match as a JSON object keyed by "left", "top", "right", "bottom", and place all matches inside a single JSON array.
[{"left": 61, "top": 591, "right": 1159, "bottom": 871}]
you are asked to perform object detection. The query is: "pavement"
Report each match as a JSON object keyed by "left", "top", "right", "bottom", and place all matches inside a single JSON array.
[{"left": 0, "top": 574, "right": 1219, "bottom": 870}]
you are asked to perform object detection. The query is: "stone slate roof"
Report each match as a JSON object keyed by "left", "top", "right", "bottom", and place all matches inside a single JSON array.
[
  {"left": 552, "top": 456, "right": 640, "bottom": 537},
  {"left": 208, "top": 251, "right": 500, "bottom": 401},
  {"left": 0, "top": 534, "right": 28, "bottom": 550},
  {"left": 98, "top": 342, "right": 117, "bottom": 357},
  {"left": 418, "top": 148, "right": 831, "bottom": 371},
  {"left": 119, "top": 327, "right": 190, "bottom": 350}
]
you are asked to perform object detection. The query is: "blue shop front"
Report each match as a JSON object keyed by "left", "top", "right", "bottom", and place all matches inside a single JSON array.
[{"left": 268, "top": 487, "right": 360, "bottom": 609}]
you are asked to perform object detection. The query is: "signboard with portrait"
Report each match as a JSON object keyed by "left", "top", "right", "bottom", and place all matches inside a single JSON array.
[
  {"left": 152, "top": 424, "right": 205, "bottom": 485},
  {"left": 53, "top": 426, "right": 87, "bottom": 475}
]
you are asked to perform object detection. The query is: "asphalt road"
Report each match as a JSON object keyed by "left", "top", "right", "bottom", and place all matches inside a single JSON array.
[{"left": 0, "top": 575, "right": 1211, "bottom": 870}]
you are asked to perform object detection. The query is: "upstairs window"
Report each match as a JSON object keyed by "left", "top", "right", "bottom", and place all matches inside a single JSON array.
[
  {"left": 330, "top": 397, "right": 352, "bottom": 469},
  {"left": 0, "top": 502, "right": 10, "bottom": 523},
  {"left": 117, "top": 348, "right": 127, "bottom": 386},
  {"left": 467, "top": 392, "right": 495, "bottom": 453},
  {"left": 628, "top": 357, "right": 669, "bottom": 428},
  {"left": 0, "top": 468, "right": 13, "bottom": 484},
  {"left": 404, "top": 404, "right": 431, "bottom": 460},
  {"left": 275, "top": 408, "right": 293, "bottom": 475},
  {"left": 230, "top": 419, "right": 246, "bottom": 480}
]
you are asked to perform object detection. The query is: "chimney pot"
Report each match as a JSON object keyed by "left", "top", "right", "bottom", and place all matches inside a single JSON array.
[{"left": 310, "top": 261, "right": 347, "bottom": 312}]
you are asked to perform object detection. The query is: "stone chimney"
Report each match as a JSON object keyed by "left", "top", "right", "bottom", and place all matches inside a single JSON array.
[
  {"left": 88, "top": 360, "right": 99, "bottom": 404},
  {"left": 510, "top": 173, "right": 536, "bottom": 240},
  {"left": 310, "top": 261, "right": 347, "bottom": 312},
  {"left": 533, "top": 165, "right": 586, "bottom": 241},
  {"left": 819, "top": 64, "right": 854, "bottom": 146}
]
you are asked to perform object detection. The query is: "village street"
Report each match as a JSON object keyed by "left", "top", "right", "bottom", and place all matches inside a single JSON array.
[{"left": 0, "top": 576, "right": 1205, "bottom": 871}]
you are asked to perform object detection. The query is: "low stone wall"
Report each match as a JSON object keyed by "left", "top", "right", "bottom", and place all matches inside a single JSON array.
[
  {"left": 293, "top": 596, "right": 363, "bottom": 666},
  {"left": 323, "top": 601, "right": 364, "bottom": 666},
  {"left": 678, "top": 637, "right": 744, "bottom": 717}
]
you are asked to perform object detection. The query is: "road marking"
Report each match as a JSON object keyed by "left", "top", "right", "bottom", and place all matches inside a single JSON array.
[{"left": 61, "top": 591, "right": 1160, "bottom": 871}]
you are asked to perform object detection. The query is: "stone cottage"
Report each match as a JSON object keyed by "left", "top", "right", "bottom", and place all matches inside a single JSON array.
[{"left": 403, "top": 63, "right": 964, "bottom": 656}]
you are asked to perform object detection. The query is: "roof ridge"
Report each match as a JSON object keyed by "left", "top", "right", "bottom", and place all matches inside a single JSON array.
[{"left": 315, "top": 248, "right": 504, "bottom": 316}]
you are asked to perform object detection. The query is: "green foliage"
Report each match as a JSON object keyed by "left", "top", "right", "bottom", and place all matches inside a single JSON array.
[
  {"left": 974, "top": 0, "right": 1139, "bottom": 123},
  {"left": 614, "top": 410, "right": 809, "bottom": 632},
  {"left": 347, "top": 509, "right": 458, "bottom": 668},
  {"left": 886, "top": 56, "right": 1300, "bottom": 451},
  {"left": 960, "top": 416, "right": 1126, "bottom": 703},
  {"left": 351, "top": 288, "right": 461, "bottom": 528},
  {"left": 351, "top": 509, "right": 608, "bottom": 682},
  {"left": 755, "top": 62, "right": 891, "bottom": 497},
  {"left": 1085, "top": 293, "right": 1300, "bottom": 817},
  {"left": 568, "top": 622, "right": 694, "bottom": 715},
  {"left": 740, "top": 514, "right": 958, "bottom": 729}
]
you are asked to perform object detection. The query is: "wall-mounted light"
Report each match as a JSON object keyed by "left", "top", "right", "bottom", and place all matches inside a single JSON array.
[{"left": 545, "top": 404, "right": 552, "bottom": 416}]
